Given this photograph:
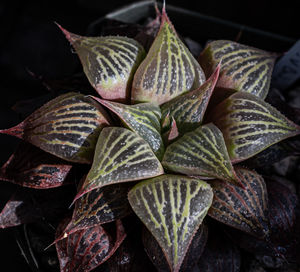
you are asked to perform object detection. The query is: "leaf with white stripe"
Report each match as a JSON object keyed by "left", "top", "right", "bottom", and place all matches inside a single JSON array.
[
  {"left": 128, "top": 175, "right": 213, "bottom": 272},
  {"left": 131, "top": 8, "right": 206, "bottom": 105},
  {"left": 208, "top": 167, "right": 269, "bottom": 238},
  {"left": 0, "top": 92, "right": 111, "bottom": 163},
  {"left": 198, "top": 40, "right": 277, "bottom": 99},
  {"left": 75, "top": 127, "right": 164, "bottom": 200},
  {"left": 209, "top": 91, "right": 300, "bottom": 163},
  {"left": 162, "top": 123, "right": 240, "bottom": 185},
  {"left": 93, "top": 97, "right": 164, "bottom": 160},
  {"left": 161, "top": 64, "right": 219, "bottom": 133},
  {"left": 58, "top": 24, "right": 145, "bottom": 102}
]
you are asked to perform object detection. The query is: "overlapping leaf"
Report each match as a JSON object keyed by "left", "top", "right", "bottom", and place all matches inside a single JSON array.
[
  {"left": 162, "top": 123, "right": 240, "bottom": 185},
  {"left": 58, "top": 24, "right": 145, "bottom": 102},
  {"left": 93, "top": 97, "right": 164, "bottom": 159},
  {"left": 209, "top": 91, "right": 300, "bottom": 163},
  {"left": 0, "top": 142, "right": 72, "bottom": 189},
  {"left": 131, "top": 8, "right": 206, "bottom": 105},
  {"left": 198, "top": 40, "right": 276, "bottom": 99},
  {"left": 128, "top": 175, "right": 213, "bottom": 272},
  {"left": 57, "top": 184, "right": 131, "bottom": 240},
  {"left": 161, "top": 64, "right": 220, "bottom": 133},
  {"left": 55, "top": 219, "right": 126, "bottom": 272},
  {"left": 75, "top": 127, "right": 164, "bottom": 200},
  {"left": 0, "top": 92, "right": 111, "bottom": 164},
  {"left": 208, "top": 167, "right": 269, "bottom": 238}
]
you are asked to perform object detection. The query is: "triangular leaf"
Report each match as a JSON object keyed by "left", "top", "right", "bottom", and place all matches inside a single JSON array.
[
  {"left": 75, "top": 127, "right": 164, "bottom": 200},
  {"left": 208, "top": 167, "right": 269, "bottom": 238},
  {"left": 58, "top": 24, "right": 145, "bottom": 102},
  {"left": 0, "top": 92, "right": 111, "bottom": 164},
  {"left": 198, "top": 40, "right": 277, "bottom": 99},
  {"left": 128, "top": 174, "right": 213, "bottom": 272},
  {"left": 55, "top": 219, "right": 126, "bottom": 272},
  {"left": 0, "top": 142, "right": 72, "bottom": 189},
  {"left": 57, "top": 184, "right": 131, "bottom": 240},
  {"left": 162, "top": 123, "right": 240, "bottom": 185},
  {"left": 161, "top": 64, "right": 220, "bottom": 133},
  {"left": 209, "top": 91, "right": 300, "bottom": 163},
  {"left": 93, "top": 97, "right": 164, "bottom": 159},
  {"left": 131, "top": 8, "right": 206, "bottom": 105}
]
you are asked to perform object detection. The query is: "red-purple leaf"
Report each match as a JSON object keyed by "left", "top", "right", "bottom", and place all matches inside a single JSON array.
[
  {"left": 208, "top": 167, "right": 269, "bottom": 238},
  {"left": 0, "top": 142, "right": 73, "bottom": 189},
  {"left": 55, "top": 219, "right": 126, "bottom": 272},
  {"left": 0, "top": 187, "right": 74, "bottom": 228},
  {"left": 0, "top": 92, "right": 111, "bottom": 164}
]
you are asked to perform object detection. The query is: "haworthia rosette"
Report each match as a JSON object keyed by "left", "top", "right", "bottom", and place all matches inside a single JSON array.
[
  {"left": 75, "top": 127, "right": 164, "bottom": 200},
  {"left": 162, "top": 123, "right": 240, "bottom": 185},
  {"left": 131, "top": 9, "right": 206, "bottom": 105},
  {"left": 198, "top": 40, "right": 277, "bottom": 99},
  {"left": 58, "top": 24, "right": 145, "bottom": 102},
  {"left": 209, "top": 91, "right": 300, "bottom": 163},
  {"left": 161, "top": 64, "right": 220, "bottom": 133},
  {"left": 128, "top": 175, "right": 213, "bottom": 272},
  {"left": 93, "top": 97, "right": 164, "bottom": 160},
  {"left": 0, "top": 92, "right": 111, "bottom": 164},
  {"left": 208, "top": 167, "right": 269, "bottom": 238}
]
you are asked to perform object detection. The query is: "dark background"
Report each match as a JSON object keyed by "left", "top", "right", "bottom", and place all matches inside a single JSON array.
[{"left": 0, "top": 0, "right": 298, "bottom": 271}]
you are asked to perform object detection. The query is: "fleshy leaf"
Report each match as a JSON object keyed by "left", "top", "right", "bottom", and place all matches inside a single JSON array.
[
  {"left": 162, "top": 123, "right": 240, "bottom": 185},
  {"left": 131, "top": 8, "right": 206, "bottom": 105},
  {"left": 198, "top": 40, "right": 276, "bottom": 99},
  {"left": 128, "top": 174, "right": 213, "bottom": 272},
  {"left": 161, "top": 64, "right": 220, "bottom": 133},
  {"left": 75, "top": 127, "right": 164, "bottom": 200},
  {"left": 55, "top": 219, "right": 126, "bottom": 272},
  {"left": 197, "top": 230, "right": 241, "bottom": 272},
  {"left": 58, "top": 24, "right": 145, "bottom": 102},
  {"left": 0, "top": 92, "right": 111, "bottom": 164},
  {"left": 209, "top": 91, "right": 300, "bottom": 163},
  {"left": 0, "top": 142, "right": 72, "bottom": 189},
  {"left": 208, "top": 167, "right": 269, "bottom": 238},
  {"left": 93, "top": 97, "right": 164, "bottom": 160},
  {"left": 57, "top": 184, "right": 131, "bottom": 240},
  {"left": 0, "top": 187, "right": 74, "bottom": 228}
]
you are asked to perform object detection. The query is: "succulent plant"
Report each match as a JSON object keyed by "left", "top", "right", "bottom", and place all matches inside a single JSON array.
[{"left": 1, "top": 3, "right": 300, "bottom": 272}]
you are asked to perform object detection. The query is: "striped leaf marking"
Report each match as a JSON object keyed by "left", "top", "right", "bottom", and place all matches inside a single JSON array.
[
  {"left": 131, "top": 10, "right": 206, "bottom": 105},
  {"left": 128, "top": 175, "right": 213, "bottom": 272},
  {"left": 209, "top": 91, "right": 300, "bottom": 163},
  {"left": 208, "top": 167, "right": 269, "bottom": 238},
  {"left": 0, "top": 92, "right": 111, "bottom": 164},
  {"left": 161, "top": 64, "right": 220, "bottom": 133},
  {"left": 198, "top": 40, "right": 277, "bottom": 99},
  {"left": 58, "top": 24, "right": 145, "bottom": 102},
  {"left": 0, "top": 142, "right": 72, "bottom": 189},
  {"left": 55, "top": 219, "right": 126, "bottom": 272},
  {"left": 162, "top": 123, "right": 240, "bottom": 185},
  {"left": 75, "top": 127, "right": 164, "bottom": 200},
  {"left": 93, "top": 97, "right": 164, "bottom": 160},
  {"left": 58, "top": 184, "right": 131, "bottom": 239}
]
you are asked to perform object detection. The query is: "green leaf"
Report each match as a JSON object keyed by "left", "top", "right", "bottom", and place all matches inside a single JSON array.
[
  {"left": 208, "top": 167, "right": 269, "bottom": 238},
  {"left": 58, "top": 24, "right": 145, "bottom": 102},
  {"left": 128, "top": 174, "right": 213, "bottom": 272},
  {"left": 75, "top": 127, "right": 164, "bottom": 200},
  {"left": 198, "top": 40, "right": 277, "bottom": 99},
  {"left": 161, "top": 64, "right": 220, "bottom": 133},
  {"left": 93, "top": 97, "right": 164, "bottom": 160},
  {"left": 0, "top": 92, "right": 111, "bottom": 163},
  {"left": 162, "top": 123, "right": 240, "bottom": 185},
  {"left": 131, "top": 9, "right": 206, "bottom": 105},
  {"left": 209, "top": 91, "right": 300, "bottom": 163}
]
